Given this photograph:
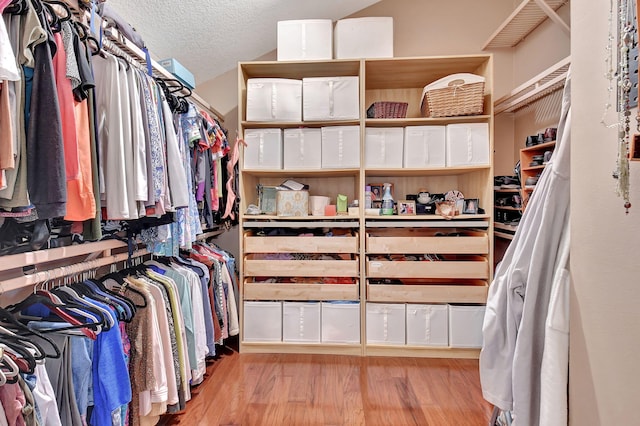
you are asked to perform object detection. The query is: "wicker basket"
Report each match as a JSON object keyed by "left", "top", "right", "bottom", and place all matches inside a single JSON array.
[
  {"left": 420, "top": 74, "right": 485, "bottom": 118},
  {"left": 366, "top": 101, "right": 409, "bottom": 119}
]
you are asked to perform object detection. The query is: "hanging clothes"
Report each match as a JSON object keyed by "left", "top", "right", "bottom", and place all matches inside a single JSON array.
[{"left": 480, "top": 70, "right": 571, "bottom": 426}]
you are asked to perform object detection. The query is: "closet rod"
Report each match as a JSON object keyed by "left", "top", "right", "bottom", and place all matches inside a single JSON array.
[{"left": 0, "top": 248, "right": 148, "bottom": 294}]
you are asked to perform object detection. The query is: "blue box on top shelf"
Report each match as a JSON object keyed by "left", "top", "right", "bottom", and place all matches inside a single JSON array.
[{"left": 158, "top": 58, "right": 196, "bottom": 89}]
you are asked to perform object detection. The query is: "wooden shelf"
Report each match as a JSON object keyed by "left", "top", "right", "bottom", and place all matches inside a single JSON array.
[
  {"left": 365, "top": 115, "right": 490, "bottom": 127},
  {"left": 365, "top": 165, "right": 491, "bottom": 177},
  {"left": 494, "top": 188, "right": 521, "bottom": 193},
  {"left": 494, "top": 56, "right": 570, "bottom": 114},
  {"left": 495, "top": 232, "right": 515, "bottom": 241},
  {"left": 242, "top": 168, "right": 360, "bottom": 177},
  {"left": 242, "top": 120, "right": 360, "bottom": 129},
  {"left": 240, "top": 342, "right": 362, "bottom": 356},
  {"left": 523, "top": 165, "right": 546, "bottom": 171},
  {"left": 367, "top": 283, "right": 488, "bottom": 304},
  {"left": 365, "top": 345, "right": 481, "bottom": 359},
  {"left": 238, "top": 55, "right": 494, "bottom": 358},
  {"left": 243, "top": 283, "right": 359, "bottom": 301},
  {"left": 239, "top": 59, "right": 361, "bottom": 79},
  {"left": 495, "top": 223, "right": 519, "bottom": 232},
  {"left": 494, "top": 206, "right": 522, "bottom": 211},
  {"left": 483, "top": 0, "right": 570, "bottom": 50},
  {"left": 365, "top": 55, "right": 493, "bottom": 89},
  {"left": 521, "top": 140, "right": 556, "bottom": 152}
]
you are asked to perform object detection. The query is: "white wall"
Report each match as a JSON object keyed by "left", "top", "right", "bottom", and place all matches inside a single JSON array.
[{"left": 570, "top": 1, "right": 640, "bottom": 424}]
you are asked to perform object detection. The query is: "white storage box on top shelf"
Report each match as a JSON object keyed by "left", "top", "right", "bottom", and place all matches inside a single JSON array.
[
  {"left": 365, "top": 127, "right": 404, "bottom": 168},
  {"left": 406, "top": 304, "right": 449, "bottom": 347},
  {"left": 334, "top": 17, "right": 394, "bottom": 59},
  {"left": 283, "top": 302, "right": 321, "bottom": 343},
  {"left": 246, "top": 78, "right": 302, "bottom": 121},
  {"left": 321, "top": 302, "right": 360, "bottom": 343},
  {"left": 321, "top": 126, "right": 360, "bottom": 168},
  {"left": 283, "top": 128, "right": 322, "bottom": 169},
  {"left": 448, "top": 304, "right": 486, "bottom": 348},
  {"left": 403, "top": 126, "right": 446, "bottom": 168},
  {"left": 243, "top": 128, "right": 283, "bottom": 169},
  {"left": 366, "top": 303, "right": 406, "bottom": 345},
  {"left": 244, "top": 301, "right": 283, "bottom": 342},
  {"left": 445, "top": 123, "right": 490, "bottom": 166},
  {"left": 302, "top": 76, "right": 360, "bottom": 121},
  {"left": 277, "top": 19, "right": 333, "bottom": 61}
]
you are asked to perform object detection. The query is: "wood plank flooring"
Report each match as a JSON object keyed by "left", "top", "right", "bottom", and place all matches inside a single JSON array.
[{"left": 159, "top": 350, "right": 493, "bottom": 426}]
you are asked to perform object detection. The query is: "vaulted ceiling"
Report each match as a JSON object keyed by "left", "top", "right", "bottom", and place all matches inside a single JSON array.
[{"left": 107, "top": 0, "right": 381, "bottom": 86}]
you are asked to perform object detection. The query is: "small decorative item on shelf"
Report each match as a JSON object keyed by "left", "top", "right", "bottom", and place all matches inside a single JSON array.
[
  {"left": 368, "top": 183, "right": 393, "bottom": 202},
  {"left": 463, "top": 198, "right": 479, "bottom": 215},
  {"left": 420, "top": 73, "right": 485, "bottom": 118},
  {"left": 436, "top": 200, "right": 457, "bottom": 219},
  {"left": 381, "top": 183, "right": 395, "bottom": 215},
  {"left": 366, "top": 102, "right": 409, "bottom": 118},
  {"left": 397, "top": 200, "right": 416, "bottom": 215}
]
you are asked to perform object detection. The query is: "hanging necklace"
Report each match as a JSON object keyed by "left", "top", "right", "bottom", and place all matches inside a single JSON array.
[{"left": 609, "top": 0, "right": 634, "bottom": 213}]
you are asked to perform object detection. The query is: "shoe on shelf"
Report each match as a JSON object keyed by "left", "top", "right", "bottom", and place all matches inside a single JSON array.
[{"left": 525, "top": 135, "right": 538, "bottom": 147}]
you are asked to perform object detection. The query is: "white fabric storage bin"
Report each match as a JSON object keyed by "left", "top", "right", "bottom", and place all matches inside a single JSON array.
[
  {"left": 445, "top": 123, "right": 490, "bottom": 166},
  {"left": 334, "top": 17, "right": 393, "bottom": 59},
  {"left": 448, "top": 304, "right": 486, "bottom": 348},
  {"left": 283, "top": 128, "right": 322, "bottom": 169},
  {"left": 243, "top": 129, "right": 283, "bottom": 169},
  {"left": 246, "top": 78, "right": 302, "bottom": 122},
  {"left": 243, "top": 301, "right": 282, "bottom": 342},
  {"left": 277, "top": 19, "right": 333, "bottom": 61},
  {"left": 303, "top": 76, "right": 359, "bottom": 121},
  {"left": 321, "top": 302, "right": 360, "bottom": 343},
  {"left": 365, "top": 127, "right": 404, "bottom": 168},
  {"left": 406, "top": 304, "right": 449, "bottom": 347},
  {"left": 283, "top": 302, "right": 321, "bottom": 342},
  {"left": 366, "top": 303, "right": 406, "bottom": 345},
  {"left": 321, "top": 126, "right": 360, "bottom": 169},
  {"left": 403, "top": 126, "right": 446, "bottom": 168}
]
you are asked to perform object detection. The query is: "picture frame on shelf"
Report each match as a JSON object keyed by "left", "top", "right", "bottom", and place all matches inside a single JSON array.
[
  {"left": 368, "top": 183, "right": 393, "bottom": 201},
  {"left": 398, "top": 200, "right": 416, "bottom": 215},
  {"left": 463, "top": 198, "right": 479, "bottom": 214}
]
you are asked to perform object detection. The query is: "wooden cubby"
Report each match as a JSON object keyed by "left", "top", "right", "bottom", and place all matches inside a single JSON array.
[{"left": 238, "top": 55, "right": 494, "bottom": 358}]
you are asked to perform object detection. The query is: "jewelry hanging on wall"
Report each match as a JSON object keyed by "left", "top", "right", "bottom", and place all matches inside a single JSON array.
[{"left": 608, "top": 0, "right": 635, "bottom": 213}]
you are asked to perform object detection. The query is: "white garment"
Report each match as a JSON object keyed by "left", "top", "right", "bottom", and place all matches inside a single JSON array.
[
  {"left": 93, "top": 53, "right": 131, "bottom": 219},
  {"left": 118, "top": 61, "right": 138, "bottom": 219},
  {"left": 480, "top": 71, "right": 571, "bottom": 425},
  {"left": 539, "top": 224, "right": 570, "bottom": 426},
  {"left": 33, "top": 363, "right": 62, "bottom": 426},
  {"left": 137, "top": 290, "right": 168, "bottom": 416},
  {"left": 145, "top": 281, "right": 179, "bottom": 406},
  {"left": 160, "top": 98, "right": 189, "bottom": 209},
  {"left": 0, "top": 16, "right": 19, "bottom": 81},
  {"left": 126, "top": 66, "right": 148, "bottom": 203},
  {"left": 173, "top": 264, "right": 208, "bottom": 384},
  {"left": 220, "top": 263, "right": 240, "bottom": 337}
]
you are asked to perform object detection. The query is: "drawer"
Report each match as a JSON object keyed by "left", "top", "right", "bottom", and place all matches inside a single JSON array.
[
  {"left": 245, "top": 256, "right": 359, "bottom": 277},
  {"left": 366, "top": 256, "right": 488, "bottom": 280},
  {"left": 245, "top": 234, "right": 358, "bottom": 253},
  {"left": 366, "top": 230, "right": 488, "bottom": 255},
  {"left": 244, "top": 280, "right": 360, "bottom": 301}
]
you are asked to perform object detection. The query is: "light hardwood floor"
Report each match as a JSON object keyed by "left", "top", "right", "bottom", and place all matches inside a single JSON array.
[{"left": 158, "top": 348, "right": 493, "bottom": 426}]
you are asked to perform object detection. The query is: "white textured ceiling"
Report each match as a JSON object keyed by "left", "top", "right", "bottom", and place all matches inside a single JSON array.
[{"left": 106, "top": 0, "right": 381, "bottom": 85}]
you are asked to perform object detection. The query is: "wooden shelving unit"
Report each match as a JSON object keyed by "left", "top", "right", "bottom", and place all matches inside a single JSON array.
[
  {"left": 238, "top": 55, "right": 493, "bottom": 358},
  {"left": 482, "top": 0, "right": 570, "bottom": 50},
  {"left": 520, "top": 140, "right": 556, "bottom": 209}
]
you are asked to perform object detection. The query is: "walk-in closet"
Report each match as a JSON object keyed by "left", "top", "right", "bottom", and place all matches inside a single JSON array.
[{"left": 0, "top": 0, "right": 637, "bottom": 425}]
